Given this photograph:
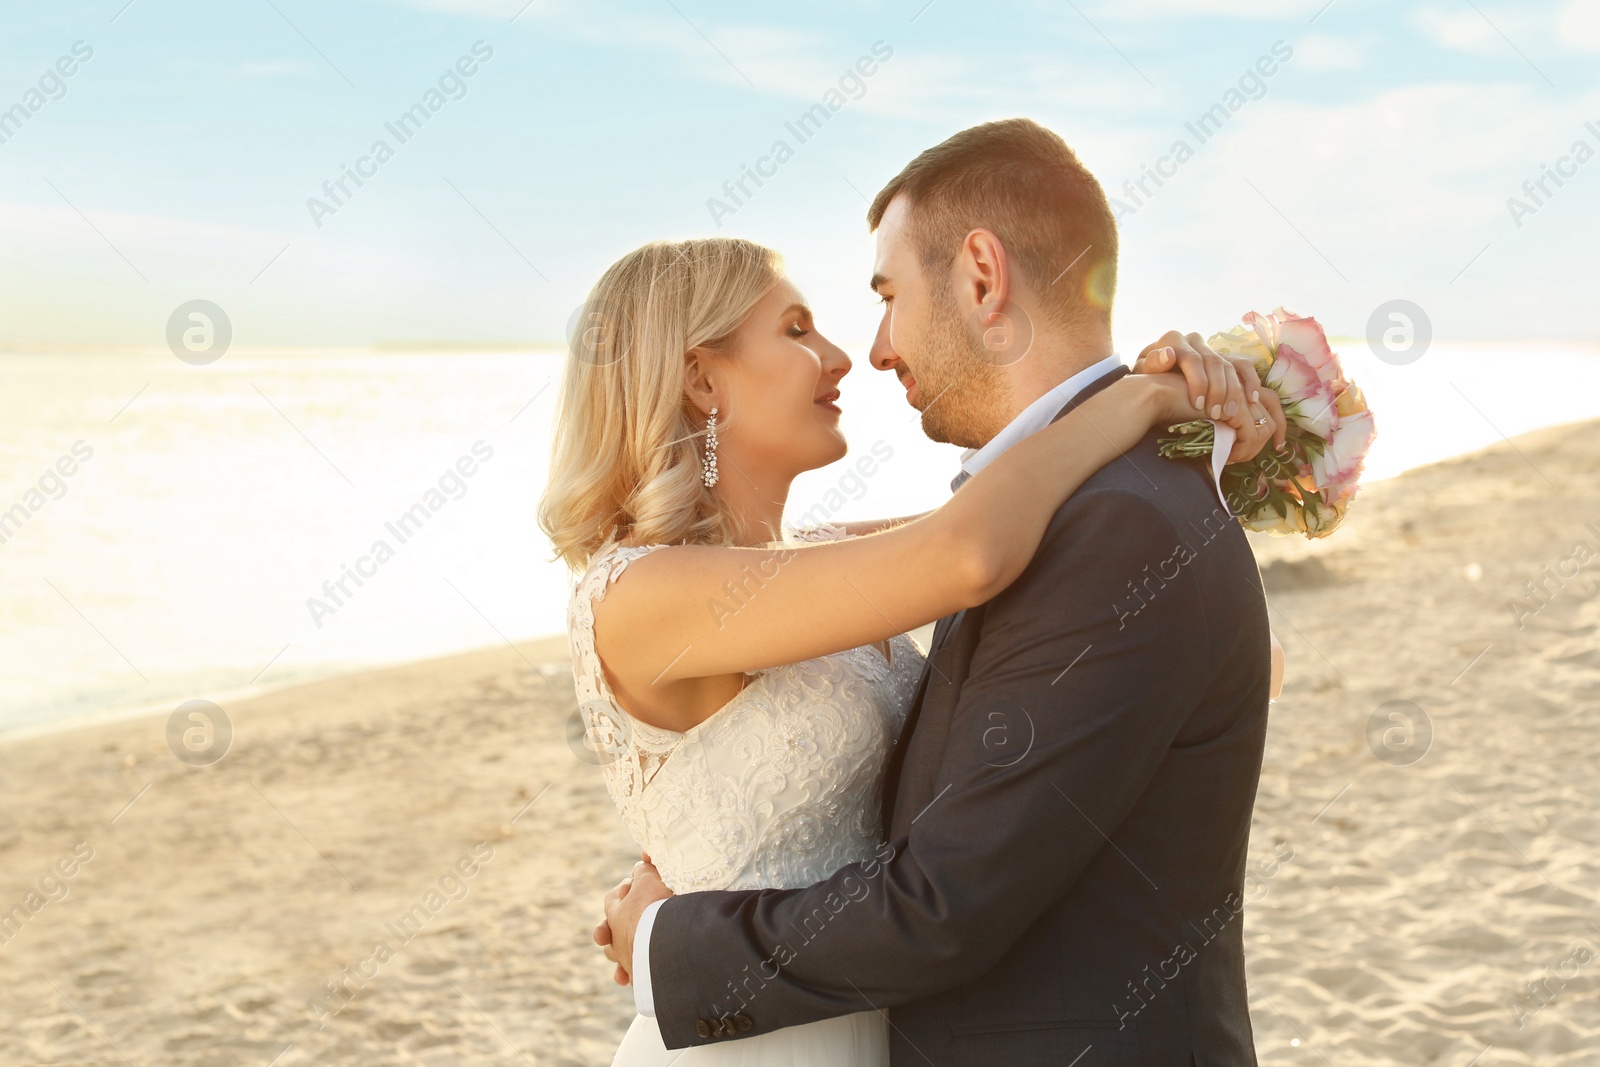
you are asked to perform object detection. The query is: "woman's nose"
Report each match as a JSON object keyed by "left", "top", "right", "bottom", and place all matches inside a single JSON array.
[
  {"left": 832, "top": 350, "right": 857, "bottom": 383},
  {"left": 824, "top": 338, "right": 852, "bottom": 380}
]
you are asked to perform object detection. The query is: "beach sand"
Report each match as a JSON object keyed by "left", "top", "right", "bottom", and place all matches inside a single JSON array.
[
  {"left": 1242, "top": 417, "right": 1600, "bottom": 1065},
  {"left": 4, "top": 421, "right": 1598, "bottom": 1065}
]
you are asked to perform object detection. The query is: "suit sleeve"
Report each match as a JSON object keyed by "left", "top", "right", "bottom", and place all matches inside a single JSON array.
[{"left": 646, "top": 488, "right": 1215, "bottom": 1049}]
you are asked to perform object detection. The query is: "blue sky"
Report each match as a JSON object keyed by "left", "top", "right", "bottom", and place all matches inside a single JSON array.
[{"left": 1, "top": 0, "right": 1597, "bottom": 349}]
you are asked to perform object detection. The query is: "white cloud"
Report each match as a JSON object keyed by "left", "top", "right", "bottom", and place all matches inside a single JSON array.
[
  {"left": 1413, "top": 6, "right": 1504, "bottom": 54},
  {"left": 1111, "top": 78, "right": 1600, "bottom": 341},
  {"left": 402, "top": 0, "right": 560, "bottom": 16},
  {"left": 1558, "top": 0, "right": 1600, "bottom": 51},
  {"left": 1085, "top": 0, "right": 1315, "bottom": 16},
  {"left": 552, "top": 13, "right": 836, "bottom": 98},
  {"left": 1409, "top": 0, "right": 1600, "bottom": 57},
  {"left": 548, "top": 15, "right": 1000, "bottom": 123},
  {"left": 827, "top": 49, "right": 1159, "bottom": 122},
  {"left": 1294, "top": 32, "right": 1367, "bottom": 71},
  {"left": 0, "top": 200, "right": 282, "bottom": 247},
  {"left": 687, "top": 25, "right": 870, "bottom": 99}
]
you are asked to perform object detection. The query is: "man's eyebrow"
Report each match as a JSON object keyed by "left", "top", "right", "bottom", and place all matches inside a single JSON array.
[{"left": 869, "top": 273, "right": 888, "bottom": 293}]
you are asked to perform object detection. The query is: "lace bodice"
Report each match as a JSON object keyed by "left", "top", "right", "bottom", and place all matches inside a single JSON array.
[{"left": 568, "top": 523, "right": 925, "bottom": 893}]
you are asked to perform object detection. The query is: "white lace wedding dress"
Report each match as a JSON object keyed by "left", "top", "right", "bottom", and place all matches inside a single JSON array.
[{"left": 569, "top": 523, "right": 925, "bottom": 1066}]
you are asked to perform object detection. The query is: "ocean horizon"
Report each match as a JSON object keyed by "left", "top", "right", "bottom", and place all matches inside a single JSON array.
[{"left": 5, "top": 339, "right": 1597, "bottom": 737}]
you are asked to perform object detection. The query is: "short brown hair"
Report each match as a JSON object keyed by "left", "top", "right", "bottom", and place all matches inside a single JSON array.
[{"left": 867, "top": 118, "right": 1117, "bottom": 325}]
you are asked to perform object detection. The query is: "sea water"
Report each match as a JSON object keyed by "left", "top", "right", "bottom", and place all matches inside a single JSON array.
[{"left": 2, "top": 341, "right": 1594, "bottom": 734}]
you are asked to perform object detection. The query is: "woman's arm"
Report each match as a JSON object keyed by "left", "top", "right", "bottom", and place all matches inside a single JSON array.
[{"left": 595, "top": 372, "right": 1211, "bottom": 715}]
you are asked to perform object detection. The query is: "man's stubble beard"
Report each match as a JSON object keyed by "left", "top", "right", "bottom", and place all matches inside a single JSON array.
[{"left": 913, "top": 285, "right": 1012, "bottom": 451}]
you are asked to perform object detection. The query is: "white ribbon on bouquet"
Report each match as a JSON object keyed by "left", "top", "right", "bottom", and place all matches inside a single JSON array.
[{"left": 1208, "top": 420, "right": 1237, "bottom": 515}]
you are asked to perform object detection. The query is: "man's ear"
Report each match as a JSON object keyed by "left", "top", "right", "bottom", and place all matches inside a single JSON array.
[
  {"left": 958, "top": 228, "right": 1011, "bottom": 325},
  {"left": 682, "top": 345, "right": 717, "bottom": 416}
]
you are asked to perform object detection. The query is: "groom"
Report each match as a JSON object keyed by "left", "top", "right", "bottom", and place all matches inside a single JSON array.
[{"left": 598, "top": 118, "right": 1273, "bottom": 1064}]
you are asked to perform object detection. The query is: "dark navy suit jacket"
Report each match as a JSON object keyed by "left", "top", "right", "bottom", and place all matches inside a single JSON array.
[{"left": 648, "top": 366, "right": 1271, "bottom": 1065}]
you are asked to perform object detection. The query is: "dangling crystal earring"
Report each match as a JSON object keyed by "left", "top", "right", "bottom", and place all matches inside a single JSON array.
[{"left": 701, "top": 407, "right": 719, "bottom": 488}]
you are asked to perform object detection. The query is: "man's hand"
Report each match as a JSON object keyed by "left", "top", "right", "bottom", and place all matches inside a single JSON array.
[
  {"left": 1134, "top": 331, "right": 1287, "bottom": 463},
  {"left": 594, "top": 853, "right": 673, "bottom": 988}
]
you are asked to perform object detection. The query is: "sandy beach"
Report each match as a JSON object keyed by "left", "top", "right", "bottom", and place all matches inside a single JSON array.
[{"left": 5, "top": 420, "right": 1599, "bottom": 1066}]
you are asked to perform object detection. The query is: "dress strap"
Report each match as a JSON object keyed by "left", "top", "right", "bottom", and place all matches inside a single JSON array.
[
  {"left": 575, "top": 541, "right": 669, "bottom": 618},
  {"left": 568, "top": 541, "right": 686, "bottom": 822},
  {"left": 569, "top": 539, "right": 673, "bottom": 716}
]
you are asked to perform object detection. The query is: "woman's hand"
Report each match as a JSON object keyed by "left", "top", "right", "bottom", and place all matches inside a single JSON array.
[
  {"left": 1133, "top": 331, "right": 1287, "bottom": 463},
  {"left": 1137, "top": 370, "right": 1223, "bottom": 429}
]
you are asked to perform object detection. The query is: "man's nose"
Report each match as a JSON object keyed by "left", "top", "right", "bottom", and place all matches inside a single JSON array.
[{"left": 868, "top": 310, "right": 897, "bottom": 371}]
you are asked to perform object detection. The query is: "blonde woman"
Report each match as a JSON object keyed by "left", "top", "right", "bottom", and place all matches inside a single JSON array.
[{"left": 543, "top": 223, "right": 1278, "bottom": 1064}]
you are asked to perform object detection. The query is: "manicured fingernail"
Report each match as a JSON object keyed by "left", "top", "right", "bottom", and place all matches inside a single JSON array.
[
  {"left": 1251, "top": 390, "right": 1260, "bottom": 402},
  {"left": 1162, "top": 346, "right": 1174, "bottom": 361},
  {"left": 1210, "top": 404, "right": 1222, "bottom": 419},
  {"left": 1195, "top": 394, "right": 1206, "bottom": 410}
]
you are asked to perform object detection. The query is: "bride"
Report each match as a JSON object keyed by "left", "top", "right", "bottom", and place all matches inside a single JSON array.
[{"left": 538, "top": 237, "right": 1268, "bottom": 1065}]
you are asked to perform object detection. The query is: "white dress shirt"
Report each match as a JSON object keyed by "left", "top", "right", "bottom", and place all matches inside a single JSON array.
[
  {"left": 633, "top": 898, "right": 664, "bottom": 1016},
  {"left": 632, "top": 352, "right": 1231, "bottom": 1018}
]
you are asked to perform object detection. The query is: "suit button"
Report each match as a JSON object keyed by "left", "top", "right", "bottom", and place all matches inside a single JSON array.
[
  {"left": 695, "top": 1018, "right": 711, "bottom": 1039},
  {"left": 734, "top": 1012, "right": 753, "bottom": 1031}
]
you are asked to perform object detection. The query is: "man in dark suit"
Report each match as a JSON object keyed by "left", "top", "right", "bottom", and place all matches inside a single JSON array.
[{"left": 599, "top": 118, "right": 1278, "bottom": 1065}]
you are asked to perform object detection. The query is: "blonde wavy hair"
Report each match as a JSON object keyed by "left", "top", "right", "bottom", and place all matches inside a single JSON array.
[{"left": 539, "top": 238, "right": 784, "bottom": 570}]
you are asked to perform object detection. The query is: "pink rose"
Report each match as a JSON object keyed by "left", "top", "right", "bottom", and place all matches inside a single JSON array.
[
  {"left": 1240, "top": 309, "right": 1281, "bottom": 352},
  {"left": 1271, "top": 309, "right": 1341, "bottom": 385},
  {"left": 1267, "top": 344, "right": 1340, "bottom": 439},
  {"left": 1311, "top": 409, "right": 1376, "bottom": 502}
]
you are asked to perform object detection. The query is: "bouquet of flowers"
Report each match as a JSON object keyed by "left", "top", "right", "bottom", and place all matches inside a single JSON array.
[{"left": 1158, "top": 308, "right": 1376, "bottom": 539}]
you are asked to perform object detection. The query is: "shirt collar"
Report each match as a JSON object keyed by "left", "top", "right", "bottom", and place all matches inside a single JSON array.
[{"left": 958, "top": 354, "right": 1126, "bottom": 479}]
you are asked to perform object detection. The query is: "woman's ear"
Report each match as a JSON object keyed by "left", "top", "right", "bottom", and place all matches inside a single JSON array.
[{"left": 683, "top": 346, "right": 717, "bottom": 416}]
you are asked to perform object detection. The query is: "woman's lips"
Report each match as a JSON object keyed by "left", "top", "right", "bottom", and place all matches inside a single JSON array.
[{"left": 815, "top": 389, "right": 841, "bottom": 414}]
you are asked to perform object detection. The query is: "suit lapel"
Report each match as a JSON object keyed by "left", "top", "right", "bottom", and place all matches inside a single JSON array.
[
  {"left": 880, "top": 363, "right": 1132, "bottom": 836},
  {"left": 880, "top": 609, "right": 961, "bottom": 831},
  {"left": 929, "top": 610, "right": 963, "bottom": 652},
  {"left": 1048, "top": 363, "right": 1129, "bottom": 424}
]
